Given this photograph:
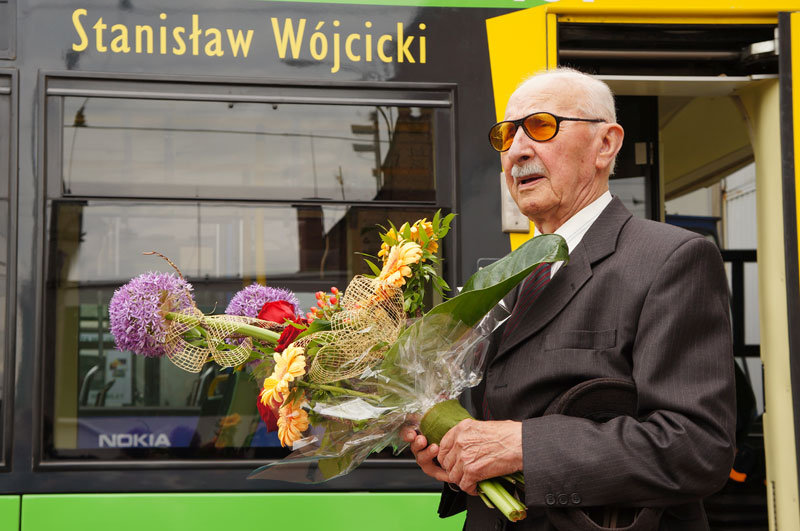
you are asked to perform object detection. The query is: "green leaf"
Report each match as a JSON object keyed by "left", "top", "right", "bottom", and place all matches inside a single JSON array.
[
  {"left": 432, "top": 209, "right": 441, "bottom": 232},
  {"left": 382, "top": 234, "right": 568, "bottom": 366},
  {"left": 295, "top": 318, "right": 331, "bottom": 342},
  {"left": 418, "top": 226, "right": 430, "bottom": 245},
  {"left": 440, "top": 213, "right": 455, "bottom": 236},
  {"left": 421, "top": 264, "right": 437, "bottom": 275},
  {"left": 363, "top": 259, "right": 382, "bottom": 276}
]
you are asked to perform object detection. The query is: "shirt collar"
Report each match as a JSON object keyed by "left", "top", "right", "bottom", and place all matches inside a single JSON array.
[{"left": 533, "top": 190, "right": 613, "bottom": 254}]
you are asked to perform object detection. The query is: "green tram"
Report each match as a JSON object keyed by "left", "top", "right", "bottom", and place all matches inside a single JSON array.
[{"left": 2, "top": 0, "right": 800, "bottom": 529}]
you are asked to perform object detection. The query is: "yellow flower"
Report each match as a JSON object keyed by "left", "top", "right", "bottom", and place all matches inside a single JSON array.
[
  {"left": 277, "top": 399, "right": 310, "bottom": 447},
  {"left": 412, "top": 219, "right": 438, "bottom": 255},
  {"left": 260, "top": 345, "right": 306, "bottom": 407},
  {"left": 377, "top": 241, "right": 423, "bottom": 287}
]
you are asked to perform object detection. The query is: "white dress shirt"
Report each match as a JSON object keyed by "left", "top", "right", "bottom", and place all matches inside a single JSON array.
[{"left": 533, "top": 190, "right": 613, "bottom": 278}]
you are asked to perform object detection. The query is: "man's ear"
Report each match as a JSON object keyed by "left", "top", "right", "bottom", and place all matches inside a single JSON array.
[{"left": 595, "top": 123, "right": 624, "bottom": 172}]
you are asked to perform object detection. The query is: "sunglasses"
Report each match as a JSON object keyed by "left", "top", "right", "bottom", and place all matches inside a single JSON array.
[{"left": 488, "top": 111, "right": 606, "bottom": 152}]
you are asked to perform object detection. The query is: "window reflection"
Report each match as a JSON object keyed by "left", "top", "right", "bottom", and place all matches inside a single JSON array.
[
  {"left": 61, "top": 98, "right": 438, "bottom": 202},
  {"left": 45, "top": 201, "right": 439, "bottom": 458}
]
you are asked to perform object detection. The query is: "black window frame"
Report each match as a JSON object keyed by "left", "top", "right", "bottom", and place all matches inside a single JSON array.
[
  {"left": 37, "top": 72, "right": 458, "bottom": 470},
  {"left": 0, "top": 70, "right": 15, "bottom": 472}
]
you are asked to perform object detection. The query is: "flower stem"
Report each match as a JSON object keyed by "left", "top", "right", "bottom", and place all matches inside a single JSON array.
[
  {"left": 478, "top": 479, "right": 527, "bottom": 522},
  {"left": 165, "top": 312, "right": 280, "bottom": 343},
  {"left": 296, "top": 381, "right": 384, "bottom": 402}
]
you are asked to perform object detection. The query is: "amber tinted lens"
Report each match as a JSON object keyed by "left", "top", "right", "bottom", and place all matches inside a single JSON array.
[
  {"left": 489, "top": 121, "right": 516, "bottom": 151},
  {"left": 524, "top": 112, "right": 558, "bottom": 141}
]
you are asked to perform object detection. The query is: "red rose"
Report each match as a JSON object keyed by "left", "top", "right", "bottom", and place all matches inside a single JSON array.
[
  {"left": 256, "top": 396, "right": 279, "bottom": 432},
  {"left": 275, "top": 317, "right": 308, "bottom": 353},
  {"left": 257, "top": 300, "right": 295, "bottom": 323}
]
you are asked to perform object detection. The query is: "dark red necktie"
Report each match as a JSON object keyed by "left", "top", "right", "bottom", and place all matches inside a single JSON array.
[
  {"left": 501, "top": 262, "right": 552, "bottom": 342},
  {"left": 483, "top": 262, "right": 551, "bottom": 420}
]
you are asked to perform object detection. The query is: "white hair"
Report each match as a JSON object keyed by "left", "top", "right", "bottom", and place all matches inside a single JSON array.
[
  {"left": 517, "top": 67, "right": 618, "bottom": 174},
  {"left": 518, "top": 67, "right": 617, "bottom": 123}
]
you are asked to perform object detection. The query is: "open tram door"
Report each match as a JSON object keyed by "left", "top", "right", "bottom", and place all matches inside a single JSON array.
[{"left": 486, "top": 2, "right": 800, "bottom": 529}]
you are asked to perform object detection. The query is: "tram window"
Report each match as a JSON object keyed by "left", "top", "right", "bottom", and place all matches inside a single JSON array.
[
  {"left": 42, "top": 200, "right": 445, "bottom": 461},
  {"left": 42, "top": 78, "right": 454, "bottom": 462},
  {"left": 57, "top": 97, "right": 441, "bottom": 203}
]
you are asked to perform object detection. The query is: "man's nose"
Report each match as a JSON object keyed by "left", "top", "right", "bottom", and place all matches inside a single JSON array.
[{"left": 505, "top": 125, "right": 535, "bottom": 163}]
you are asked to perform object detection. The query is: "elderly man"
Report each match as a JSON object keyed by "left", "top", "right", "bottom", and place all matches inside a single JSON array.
[{"left": 402, "top": 68, "right": 735, "bottom": 530}]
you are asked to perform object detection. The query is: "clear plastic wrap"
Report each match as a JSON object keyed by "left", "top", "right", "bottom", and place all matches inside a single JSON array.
[
  {"left": 248, "top": 301, "right": 511, "bottom": 483},
  {"left": 247, "top": 232, "right": 568, "bottom": 522}
]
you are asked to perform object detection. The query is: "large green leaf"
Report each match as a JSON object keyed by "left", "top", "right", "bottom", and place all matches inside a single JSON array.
[{"left": 382, "top": 233, "right": 568, "bottom": 366}]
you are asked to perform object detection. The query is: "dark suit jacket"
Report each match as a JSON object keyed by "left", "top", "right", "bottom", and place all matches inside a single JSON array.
[{"left": 443, "top": 198, "right": 736, "bottom": 530}]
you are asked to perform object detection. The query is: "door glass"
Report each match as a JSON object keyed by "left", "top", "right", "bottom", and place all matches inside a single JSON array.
[{"left": 609, "top": 96, "right": 659, "bottom": 220}]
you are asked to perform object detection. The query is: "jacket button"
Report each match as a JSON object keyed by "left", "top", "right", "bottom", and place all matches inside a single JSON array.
[
  {"left": 494, "top": 519, "right": 505, "bottom": 531},
  {"left": 570, "top": 493, "right": 581, "bottom": 505},
  {"left": 545, "top": 493, "right": 556, "bottom": 505},
  {"left": 557, "top": 493, "right": 568, "bottom": 505}
]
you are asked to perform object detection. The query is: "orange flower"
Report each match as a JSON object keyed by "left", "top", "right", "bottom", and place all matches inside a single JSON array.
[
  {"left": 378, "top": 242, "right": 391, "bottom": 261},
  {"left": 377, "top": 227, "right": 400, "bottom": 261},
  {"left": 277, "top": 399, "right": 310, "bottom": 447},
  {"left": 260, "top": 345, "right": 306, "bottom": 407},
  {"left": 377, "top": 241, "right": 423, "bottom": 287}
]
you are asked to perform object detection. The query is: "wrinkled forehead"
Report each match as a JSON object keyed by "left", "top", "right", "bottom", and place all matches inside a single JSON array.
[{"left": 504, "top": 78, "right": 580, "bottom": 121}]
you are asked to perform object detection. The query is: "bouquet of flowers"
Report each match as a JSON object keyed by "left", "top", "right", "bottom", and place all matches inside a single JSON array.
[{"left": 108, "top": 214, "right": 569, "bottom": 522}]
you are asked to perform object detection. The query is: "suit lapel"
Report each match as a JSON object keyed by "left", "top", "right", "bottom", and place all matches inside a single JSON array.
[{"left": 493, "top": 197, "right": 633, "bottom": 362}]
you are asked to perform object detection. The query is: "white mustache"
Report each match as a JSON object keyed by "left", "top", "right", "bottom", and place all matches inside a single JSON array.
[{"left": 510, "top": 161, "right": 547, "bottom": 180}]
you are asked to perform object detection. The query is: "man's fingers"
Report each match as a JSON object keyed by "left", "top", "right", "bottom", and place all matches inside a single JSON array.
[
  {"left": 410, "top": 434, "right": 429, "bottom": 454},
  {"left": 416, "top": 444, "right": 449, "bottom": 482},
  {"left": 400, "top": 427, "right": 417, "bottom": 443}
]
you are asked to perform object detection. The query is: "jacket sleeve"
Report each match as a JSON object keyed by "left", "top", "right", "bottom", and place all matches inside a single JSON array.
[{"left": 520, "top": 236, "right": 736, "bottom": 508}]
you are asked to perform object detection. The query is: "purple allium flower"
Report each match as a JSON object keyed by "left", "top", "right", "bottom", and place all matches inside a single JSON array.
[
  {"left": 225, "top": 283, "right": 300, "bottom": 318},
  {"left": 109, "top": 272, "right": 195, "bottom": 358}
]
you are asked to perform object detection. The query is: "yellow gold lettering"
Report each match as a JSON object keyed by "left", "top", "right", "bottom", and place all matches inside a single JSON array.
[
  {"left": 205, "top": 28, "right": 223, "bottom": 56},
  {"left": 71, "top": 9, "right": 89, "bottom": 52},
  {"left": 396, "top": 23, "right": 413, "bottom": 63},
  {"left": 93, "top": 17, "right": 108, "bottom": 52},
  {"left": 135, "top": 25, "right": 153, "bottom": 54},
  {"left": 345, "top": 33, "right": 360, "bottom": 61},
  {"left": 271, "top": 17, "right": 306, "bottom": 59},
  {"left": 377, "top": 34, "right": 392, "bottom": 63},
  {"left": 419, "top": 23, "right": 426, "bottom": 63},
  {"left": 365, "top": 22, "right": 373, "bottom": 62},
  {"left": 159, "top": 13, "right": 167, "bottom": 54},
  {"left": 309, "top": 21, "right": 327, "bottom": 60},
  {"left": 331, "top": 20, "right": 341, "bottom": 73},
  {"left": 190, "top": 14, "right": 201, "bottom": 55},
  {"left": 172, "top": 27, "right": 186, "bottom": 55},
  {"left": 110, "top": 24, "right": 131, "bottom": 53},
  {"left": 226, "top": 29, "right": 253, "bottom": 58}
]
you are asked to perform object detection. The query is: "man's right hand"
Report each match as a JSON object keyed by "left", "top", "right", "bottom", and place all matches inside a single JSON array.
[{"left": 401, "top": 427, "right": 450, "bottom": 483}]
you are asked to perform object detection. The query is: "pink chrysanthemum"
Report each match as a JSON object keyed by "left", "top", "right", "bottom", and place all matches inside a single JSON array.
[{"left": 108, "top": 272, "right": 195, "bottom": 358}]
